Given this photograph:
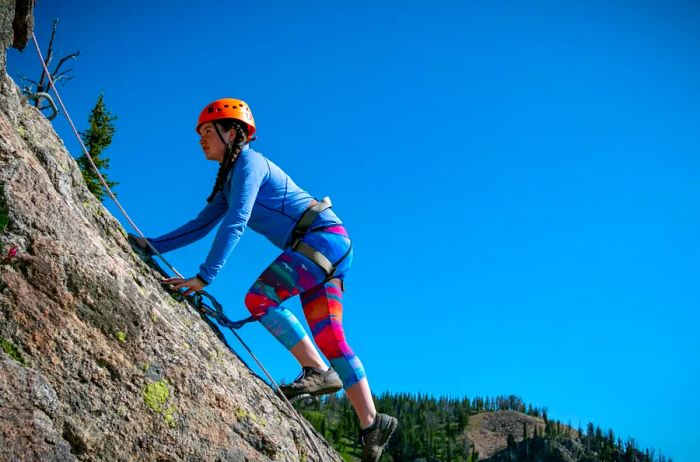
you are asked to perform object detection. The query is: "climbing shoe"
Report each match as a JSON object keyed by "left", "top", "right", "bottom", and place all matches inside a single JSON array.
[
  {"left": 360, "top": 413, "right": 398, "bottom": 462},
  {"left": 279, "top": 366, "right": 342, "bottom": 399}
]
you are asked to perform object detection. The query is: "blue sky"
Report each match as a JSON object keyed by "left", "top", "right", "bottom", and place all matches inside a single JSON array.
[{"left": 8, "top": 1, "right": 699, "bottom": 460}]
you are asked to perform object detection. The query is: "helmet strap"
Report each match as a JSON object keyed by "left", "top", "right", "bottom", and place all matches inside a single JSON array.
[
  {"left": 214, "top": 122, "right": 238, "bottom": 164},
  {"left": 213, "top": 122, "right": 230, "bottom": 146}
]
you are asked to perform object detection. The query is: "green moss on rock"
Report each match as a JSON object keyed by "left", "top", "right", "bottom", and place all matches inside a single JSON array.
[
  {"left": 164, "top": 405, "right": 177, "bottom": 428},
  {"left": 0, "top": 204, "right": 7, "bottom": 234},
  {"left": 0, "top": 337, "right": 25, "bottom": 364},
  {"left": 143, "top": 379, "right": 177, "bottom": 427},
  {"left": 143, "top": 379, "right": 170, "bottom": 413}
]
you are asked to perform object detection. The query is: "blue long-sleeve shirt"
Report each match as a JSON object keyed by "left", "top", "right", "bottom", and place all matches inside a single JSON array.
[{"left": 148, "top": 145, "right": 341, "bottom": 284}]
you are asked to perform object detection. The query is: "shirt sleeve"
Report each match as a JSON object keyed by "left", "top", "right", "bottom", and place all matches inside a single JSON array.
[
  {"left": 197, "top": 151, "right": 268, "bottom": 284},
  {"left": 148, "top": 191, "right": 228, "bottom": 254}
]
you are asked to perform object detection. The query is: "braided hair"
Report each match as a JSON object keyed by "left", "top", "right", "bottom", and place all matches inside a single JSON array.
[{"left": 206, "top": 119, "right": 249, "bottom": 203}]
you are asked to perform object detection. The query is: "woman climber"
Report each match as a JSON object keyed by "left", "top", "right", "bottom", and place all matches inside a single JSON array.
[{"left": 129, "top": 98, "right": 397, "bottom": 461}]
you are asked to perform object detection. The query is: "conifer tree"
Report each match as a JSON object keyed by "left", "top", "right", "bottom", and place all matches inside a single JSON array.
[{"left": 78, "top": 94, "right": 118, "bottom": 202}]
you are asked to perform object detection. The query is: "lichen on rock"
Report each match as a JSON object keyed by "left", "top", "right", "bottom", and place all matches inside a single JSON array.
[
  {"left": 0, "top": 335, "right": 24, "bottom": 363},
  {"left": 143, "top": 378, "right": 170, "bottom": 414}
]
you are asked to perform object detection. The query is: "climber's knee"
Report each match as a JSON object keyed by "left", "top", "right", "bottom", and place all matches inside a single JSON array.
[{"left": 244, "top": 290, "right": 275, "bottom": 319}]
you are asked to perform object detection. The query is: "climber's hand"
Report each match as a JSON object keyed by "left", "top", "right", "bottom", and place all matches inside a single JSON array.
[
  {"left": 161, "top": 276, "right": 205, "bottom": 297},
  {"left": 128, "top": 233, "right": 154, "bottom": 256}
]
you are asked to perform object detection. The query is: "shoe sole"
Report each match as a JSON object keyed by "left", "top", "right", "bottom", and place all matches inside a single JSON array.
[
  {"left": 281, "top": 383, "right": 343, "bottom": 400},
  {"left": 310, "top": 383, "right": 343, "bottom": 396}
]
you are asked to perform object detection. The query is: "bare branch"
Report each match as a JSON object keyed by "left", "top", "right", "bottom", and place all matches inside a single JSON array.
[
  {"left": 24, "top": 92, "right": 59, "bottom": 120},
  {"left": 53, "top": 75, "right": 74, "bottom": 85},
  {"left": 31, "top": 18, "right": 79, "bottom": 110},
  {"left": 38, "top": 19, "right": 59, "bottom": 90},
  {"left": 54, "top": 69, "right": 73, "bottom": 80},
  {"left": 19, "top": 76, "right": 40, "bottom": 86},
  {"left": 52, "top": 51, "right": 80, "bottom": 75}
]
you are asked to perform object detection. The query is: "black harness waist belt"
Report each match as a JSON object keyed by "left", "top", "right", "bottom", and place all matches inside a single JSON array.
[{"left": 288, "top": 196, "right": 350, "bottom": 278}]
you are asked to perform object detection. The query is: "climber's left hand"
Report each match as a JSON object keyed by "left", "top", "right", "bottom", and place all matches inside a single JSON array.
[{"left": 162, "top": 276, "right": 205, "bottom": 296}]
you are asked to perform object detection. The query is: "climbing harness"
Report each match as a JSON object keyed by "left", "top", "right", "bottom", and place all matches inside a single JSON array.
[
  {"left": 287, "top": 196, "right": 353, "bottom": 281},
  {"left": 30, "top": 32, "right": 326, "bottom": 461}
]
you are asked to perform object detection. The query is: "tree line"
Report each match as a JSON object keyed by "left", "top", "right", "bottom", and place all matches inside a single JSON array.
[{"left": 299, "top": 392, "right": 672, "bottom": 462}]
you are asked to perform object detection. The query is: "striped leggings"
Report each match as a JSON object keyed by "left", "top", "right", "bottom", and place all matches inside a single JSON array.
[{"left": 244, "top": 225, "right": 365, "bottom": 389}]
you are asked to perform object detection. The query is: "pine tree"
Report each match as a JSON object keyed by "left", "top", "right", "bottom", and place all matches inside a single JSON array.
[{"left": 78, "top": 94, "right": 118, "bottom": 202}]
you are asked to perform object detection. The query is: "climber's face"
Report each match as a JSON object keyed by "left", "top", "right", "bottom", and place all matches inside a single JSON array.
[{"left": 198, "top": 122, "right": 233, "bottom": 162}]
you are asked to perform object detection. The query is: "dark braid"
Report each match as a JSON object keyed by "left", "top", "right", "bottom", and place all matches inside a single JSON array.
[{"left": 206, "top": 120, "right": 248, "bottom": 203}]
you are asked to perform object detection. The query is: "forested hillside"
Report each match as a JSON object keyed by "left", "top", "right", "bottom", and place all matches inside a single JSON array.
[{"left": 298, "top": 393, "right": 672, "bottom": 462}]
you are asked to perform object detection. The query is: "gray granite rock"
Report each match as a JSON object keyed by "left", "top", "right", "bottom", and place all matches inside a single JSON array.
[{"left": 0, "top": 3, "right": 340, "bottom": 460}]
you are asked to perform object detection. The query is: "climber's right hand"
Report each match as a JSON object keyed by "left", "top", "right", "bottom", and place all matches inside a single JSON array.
[{"left": 128, "top": 233, "right": 155, "bottom": 256}]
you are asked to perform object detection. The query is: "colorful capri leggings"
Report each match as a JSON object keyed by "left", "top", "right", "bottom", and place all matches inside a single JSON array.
[{"left": 244, "top": 225, "right": 366, "bottom": 389}]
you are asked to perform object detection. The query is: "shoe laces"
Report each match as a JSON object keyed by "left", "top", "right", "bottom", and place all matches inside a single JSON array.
[{"left": 292, "top": 366, "right": 321, "bottom": 385}]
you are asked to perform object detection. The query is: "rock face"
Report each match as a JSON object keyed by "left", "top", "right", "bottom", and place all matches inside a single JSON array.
[
  {"left": 466, "top": 410, "right": 584, "bottom": 462},
  {"left": 0, "top": 4, "right": 340, "bottom": 461},
  {"left": 466, "top": 410, "right": 547, "bottom": 459}
]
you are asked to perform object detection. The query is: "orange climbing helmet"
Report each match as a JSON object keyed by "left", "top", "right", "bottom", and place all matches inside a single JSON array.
[{"left": 196, "top": 98, "right": 256, "bottom": 140}]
